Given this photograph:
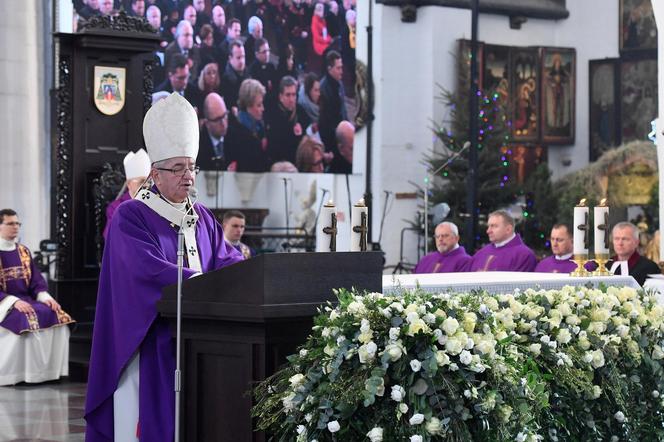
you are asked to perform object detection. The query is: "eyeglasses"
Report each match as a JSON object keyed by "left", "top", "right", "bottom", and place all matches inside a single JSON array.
[
  {"left": 435, "top": 234, "right": 453, "bottom": 239},
  {"left": 208, "top": 113, "right": 228, "bottom": 123},
  {"left": 2, "top": 222, "right": 21, "bottom": 227},
  {"left": 156, "top": 165, "right": 200, "bottom": 176}
]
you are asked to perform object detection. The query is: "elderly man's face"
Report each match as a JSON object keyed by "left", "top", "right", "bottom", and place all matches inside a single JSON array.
[
  {"left": 613, "top": 227, "right": 639, "bottom": 259},
  {"left": 0, "top": 215, "right": 20, "bottom": 241},
  {"left": 550, "top": 226, "right": 573, "bottom": 256},
  {"left": 435, "top": 224, "right": 458, "bottom": 254},
  {"left": 152, "top": 157, "right": 197, "bottom": 203},
  {"left": 177, "top": 22, "right": 194, "bottom": 50},
  {"left": 100, "top": 0, "right": 113, "bottom": 14},
  {"left": 184, "top": 6, "right": 196, "bottom": 27},
  {"left": 229, "top": 45, "right": 245, "bottom": 72},
  {"left": 486, "top": 215, "right": 513, "bottom": 244},
  {"left": 252, "top": 21, "right": 263, "bottom": 39},
  {"left": 212, "top": 6, "right": 225, "bottom": 28},
  {"left": 146, "top": 6, "right": 161, "bottom": 29}
]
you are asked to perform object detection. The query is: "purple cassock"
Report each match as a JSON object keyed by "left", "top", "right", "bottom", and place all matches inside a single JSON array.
[
  {"left": 84, "top": 194, "right": 243, "bottom": 442},
  {"left": 413, "top": 246, "right": 471, "bottom": 273},
  {"left": 468, "top": 234, "right": 537, "bottom": 272},
  {"left": 534, "top": 255, "right": 577, "bottom": 273},
  {"left": 102, "top": 190, "right": 131, "bottom": 240},
  {"left": 0, "top": 245, "right": 74, "bottom": 334}
]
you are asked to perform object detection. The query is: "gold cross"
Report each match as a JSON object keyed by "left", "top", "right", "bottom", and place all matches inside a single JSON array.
[
  {"left": 322, "top": 213, "right": 338, "bottom": 252},
  {"left": 577, "top": 212, "right": 590, "bottom": 250},
  {"left": 352, "top": 211, "right": 368, "bottom": 251}
]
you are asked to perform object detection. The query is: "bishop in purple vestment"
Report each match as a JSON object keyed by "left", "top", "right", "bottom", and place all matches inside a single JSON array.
[
  {"left": 85, "top": 93, "right": 243, "bottom": 442},
  {"left": 0, "top": 209, "right": 74, "bottom": 335},
  {"left": 414, "top": 222, "right": 471, "bottom": 273},
  {"left": 534, "top": 224, "right": 576, "bottom": 273},
  {"left": 468, "top": 210, "right": 537, "bottom": 272}
]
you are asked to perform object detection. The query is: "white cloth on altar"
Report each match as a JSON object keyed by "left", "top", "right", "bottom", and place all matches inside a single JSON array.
[
  {"left": 383, "top": 271, "right": 641, "bottom": 295},
  {"left": 0, "top": 325, "right": 70, "bottom": 386},
  {"left": 114, "top": 351, "right": 140, "bottom": 442}
]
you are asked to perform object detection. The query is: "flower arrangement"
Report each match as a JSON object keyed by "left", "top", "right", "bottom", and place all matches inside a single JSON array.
[{"left": 253, "top": 285, "right": 664, "bottom": 441}]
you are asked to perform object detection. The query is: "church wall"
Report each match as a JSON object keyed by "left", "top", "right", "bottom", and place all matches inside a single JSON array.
[
  {"left": 372, "top": 1, "right": 619, "bottom": 270},
  {"left": 0, "top": 0, "right": 50, "bottom": 251}
]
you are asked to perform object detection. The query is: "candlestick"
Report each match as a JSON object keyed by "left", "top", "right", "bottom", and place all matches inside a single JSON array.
[
  {"left": 573, "top": 199, "right": 590, "bottom": 256},
  {"left": 351, "top": 199, "right": 368, "bottom": 252},
  {"left": 594, "top": 198, "right": 610, "bottom": 255},
  {"left": 316, "top": 200, "right": 337, "bottom": 252}
]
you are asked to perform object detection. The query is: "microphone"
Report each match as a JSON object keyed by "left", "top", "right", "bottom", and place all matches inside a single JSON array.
[{"left": 431, "top": 141, "right": 471, "bottom": 176}]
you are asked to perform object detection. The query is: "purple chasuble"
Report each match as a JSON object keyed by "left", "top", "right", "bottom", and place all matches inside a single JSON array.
[
  {"left": 103, "top": 190, "right": 132, "bottom": 240},
  {"left": 413, "top": 246, "right": 471, "bottom": 273},
  {"left": 0, "top": 245, "right": 74, "bottom": 334},
  {"left": 534, "top": 255, "right": 577, "bottom": 273},
  {"left": 468, "top": 234, "right": 537, "bottom": 272},
  {"left": 84, "top": 197, "right": 243, "bottom": 442}
]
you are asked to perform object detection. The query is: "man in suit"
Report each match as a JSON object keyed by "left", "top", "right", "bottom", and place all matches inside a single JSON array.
[
  {"left": 155, "top": 54, "right": 202, "bottom": 113},
  {"left": 198, "top": 93, "right": 229, "bottom": 171},
  {"left": 164, "top": 20, "right": 201, "bottom": 82},
  {"left": 607, "top": 221, "right": 660, "bottom": 285}
]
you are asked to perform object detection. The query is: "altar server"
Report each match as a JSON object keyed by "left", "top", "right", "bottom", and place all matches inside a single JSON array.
[
  {"left": 468, "top": 210, "right": 537, "bottom": 272},
  {"left": 413, "top": 222, "right": 471, "bottom": 273},
  {"left": 85, "top": 93, "right": 243, "bottom": 442}
]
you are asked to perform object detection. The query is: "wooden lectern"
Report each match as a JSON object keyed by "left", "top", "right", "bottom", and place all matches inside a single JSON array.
[{"left": 157, "top": 252, "right": 383, "bottom": 442}]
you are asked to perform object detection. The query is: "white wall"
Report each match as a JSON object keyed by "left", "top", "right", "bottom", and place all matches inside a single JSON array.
[{"left": 369, "top": 1, "right": 619, "bottom": 270}]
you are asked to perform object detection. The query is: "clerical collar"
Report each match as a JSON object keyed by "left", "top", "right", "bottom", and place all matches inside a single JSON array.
[
  {"left": 555, "top": 253, "right": 573, "bottom": 261},
  {"left": 441, "top": 244, "right": 459, "bottom": 254},
  {"left": 494, "top": 233, "right": 516, "bottom": 248},
  {"left": 160, "top": 194, "right": 188, "bottom": 212},
  {"left": 0, "top": 237, "right": 16, "bottom": 251}
]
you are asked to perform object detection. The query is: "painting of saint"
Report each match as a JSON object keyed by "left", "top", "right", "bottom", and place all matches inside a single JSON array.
[
  {"left": 589, "top": 59, "right": 619, "bottom": 161},
  {"left": 510, "top": 49, "right": 539, "bottom": 142},
  {"left": 541, "top": 48, "right": 575, "bottom": 144},
  {"left": 620, "top": 0, "right": 657, "bottom": 52}
]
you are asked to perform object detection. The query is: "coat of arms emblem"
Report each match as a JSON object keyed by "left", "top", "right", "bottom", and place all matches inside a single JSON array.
[{"left": 93, "top": 66, "right": 126, "bottom": 115}]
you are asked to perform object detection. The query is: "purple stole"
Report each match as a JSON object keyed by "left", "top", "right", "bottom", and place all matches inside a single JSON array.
[
  {"left": 413, "top": 246, "right": 471, "bottom": 273},
  {"left": 468, "top": 234, "right": 537, "bottom": 272},
  {"left": 0, "top": 245, "right": 74, "bottom": 334}
]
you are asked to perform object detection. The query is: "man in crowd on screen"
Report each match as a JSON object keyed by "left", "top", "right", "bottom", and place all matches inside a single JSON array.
[
  {"left": 606, "top": 221, "right": 660, "bottom": 285},
  {"left": 0, "top": 209, "right": 74, "bottom": 386},
  {"left": 328, "top": 120, "right": 354, "bottom": 174},
  {"left": 156, "top": 54, "right": 202, "bottom": 112},
  {"left": 211, "top": 5, "right": 227, "bottom": 47},
  {"left": 222, "top": 210, "right": 254, "bottom": 259},
  {"left": 85, "top": 93, "right": 243, "bottom": 442},
  {"left": 266, "top": 76, "right": 310, "bottom": 165},
  {"left": 197, "top": 92, "right": 229, "bottom": 171},
  {"left": 249, "top": 38, "right": 278, "bottom": 101},
  {"left": 318, "top": 50, "right": 347, "bottom": 155},
  {"left": 534, "top": 223, "right": 578, "bottom": 273},
  {"left": 219, "top": 18, "right": 242, "bottom": 66},
  {"left": 413, "top": 221, "right": 472, "bottom": 274},
  {"left": 164, "top": 20, "right": 201, "bottom": 82},
  {"left": 467, "top": 210, "right": 537, "bottom": 272},
  {"left": 103, "top": 149, "right": 151, "bottom": 240},
  {"left": 244, "top": 16, "right": 264, "bottom": 67},
  {"left": 221, "top": 40, "right": 249, "bottom": 109}
]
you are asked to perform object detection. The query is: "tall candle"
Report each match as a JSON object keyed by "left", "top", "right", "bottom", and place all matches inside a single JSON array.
[
  {"left": 316, "top": 200, "right": 337, "bottom": 252},
  {"left": 350, "top": 199, "right": 369, "bottom": 252},
  {"left": 593, "top": 199, "right": 610, "bottom": 255},
  {"left": 573, "top": 199, "right": 589, "bottom": 255}
]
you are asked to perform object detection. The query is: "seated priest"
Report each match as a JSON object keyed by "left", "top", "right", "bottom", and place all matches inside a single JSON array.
[
  {"left": 607, "top": 221, "right": 660, "bottom": 285},
  {"left": 413, "top": 221, "right": 471, "bottom": 273},
  {"left": 0, "top": 208, "right": 74, "bottom": 386},
  {"left": 222, "top": 210, "right": 254, "bottom": 259},
  {"left": 534, "top": 223, "right": 576, "bottom": 273},
  {"left": 467, "top": 210, "right": 537, "bottom": 272},
  {"left": 102, "top": 148, "right": 151, "bottom": 240},
  {"left": 85, "top": 93, "right": 243, "bottom": 442}
]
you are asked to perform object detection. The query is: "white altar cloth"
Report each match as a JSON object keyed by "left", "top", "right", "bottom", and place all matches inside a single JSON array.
[{"left": 383, "top": 272, "right": 640, "bottom": 295}]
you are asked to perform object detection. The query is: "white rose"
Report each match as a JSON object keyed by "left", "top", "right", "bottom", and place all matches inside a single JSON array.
[
  {"left": 410, "top": 359, "right": 422, "bottom": 372},
  {"left": 425, "top": 417, "right": 443, "bottom": 435},
  {"left": 367, "top": 427, "right": 383, "bottom": 442},
  {"left": 445, "top": 337, "right": 463, "bottom": 355},
  {"left": 614, "top": 411, "right": 625, "bottom": 423},
  {"left": 389, "top": 327, "right": 400, "bottom": 341},
  {"left": 529, "top": 343, "right": 542, "bottom": 356},
  {"left": 409, "top": 413, "right": 425, "bottom": 425},
  {"left": 289, "top": 373, "right": 305, "bottom": 387},
  {"left": 399, "top": 403, "right": 409, "bottom": 414},
  {"left": 391, "top": 385, "right": 405, "bottom": 402},
  {"left": 459, "top": 350, "right": 473, "bottom": 365},
  {"left": 296, "top": 424, "right": 307, "bottom": 435},
  {"left": 442, "top": 317, "right": 460, "bottom": 335},
  {"left": 556, "top": 328, "right": 572, "bottom": 345},
  {"left": 591, "top": 349, "right": 605, "bottom": 368},
  {"left": 436, "top": 350, "right": 450, "bottom": 366},
  {"left": 327, "top": 420, "right": 340, "bottom": 433},
  {"left": 384, "top": 343, "right": 404, "bottom": 362},
  {"left": 410, "top": 436, "right": 423, "bottom": 442},
  {"left": 329, "top": 310, "right": 340, "bottom": 320},
  {"left": 653, "top": 345, "right": 664, "bottom": 360},
  {"left": 360, "top": 318, "right": 371, "bottom": 333}
]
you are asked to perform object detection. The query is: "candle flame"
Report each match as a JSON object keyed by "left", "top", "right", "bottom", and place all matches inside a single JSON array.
[
  {"left": 578, "top": 198, "right": 587, "bottom": 207},
  {"left": 599, "top": 198, "right": 608, "bottom": 206}
]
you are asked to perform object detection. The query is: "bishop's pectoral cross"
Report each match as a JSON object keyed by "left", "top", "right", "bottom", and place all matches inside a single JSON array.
[
  {"left": 597, "top": 212, "right": 609, "bottom": 250},
  {"left": 352, "top": 212, "right": 368, "bottom": 251},
  {"left": 577, "top": 212, "right": 590, "bottom": 250},
  {"left": 322, "top": 213, "right": 338, "bottom": 252}
]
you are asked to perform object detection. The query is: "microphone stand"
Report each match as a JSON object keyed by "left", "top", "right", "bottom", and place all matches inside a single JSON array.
[
  {"left": 174, "top": 225, "right": 184, "bottom": 442},
  {"left": 282, "top": 178, "right": 290, "bottom": 241},
  {"left": 214, "top": 157, "right": 221, "bottom": 209},
  {"left": 377, "top": 190, "right": 390, "bottom": 245},
  {"left": 314, "top": 188, "right": 330, "bottom": 229}
]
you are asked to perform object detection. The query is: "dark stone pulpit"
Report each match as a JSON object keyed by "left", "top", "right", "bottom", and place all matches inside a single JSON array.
[{"left": 157, "top": 252, "right": 383, "bottom": 442}]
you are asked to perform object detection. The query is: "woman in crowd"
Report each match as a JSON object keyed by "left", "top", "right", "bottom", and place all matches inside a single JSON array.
[
  {"left": 194, "top": 62, "right": 221, "bottom": 111},
  {"left": 295, "top": 136, "right": 325, "bottom": 173},
  {"left": 225, "top": 79, "right": 270, "bottom": 172},
  {"left": 198, "top": 24, "right": 223, "bottom": 73},
  {"left": 298, "top": 72, "right": 320, "bottom": 125},
  {"left": 309, "top": 2, "right": 331, "bottom": 74}
]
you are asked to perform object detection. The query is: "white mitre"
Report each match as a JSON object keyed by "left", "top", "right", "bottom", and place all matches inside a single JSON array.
[
  {"left": 143, "top": 92, "right": 199, "bottom": 162},
  {"left": 123, "top": 148, "right": 151, "bottom": 179}
]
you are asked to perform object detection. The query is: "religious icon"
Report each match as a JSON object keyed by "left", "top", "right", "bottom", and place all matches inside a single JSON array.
[
  {"left": 541, "top": 47, "right": 575, "bottom": 145},
  {"left": 620, "top": 58, "right": 657, "bottom": 144},
  {"left": 589, "top": 58, "right": 620, "bottom": 161},
  {"left": 93, "top": 66, "right": 126, "bottom": 116},
  {"left": 619, "top": 0, "right": 657, "bottom": 52},
  {"left": 510, "top": 48, "right": 539, "bottom": 142},
  {"left": 482, "top": 44, "right": 510, "bottom": 104}
]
